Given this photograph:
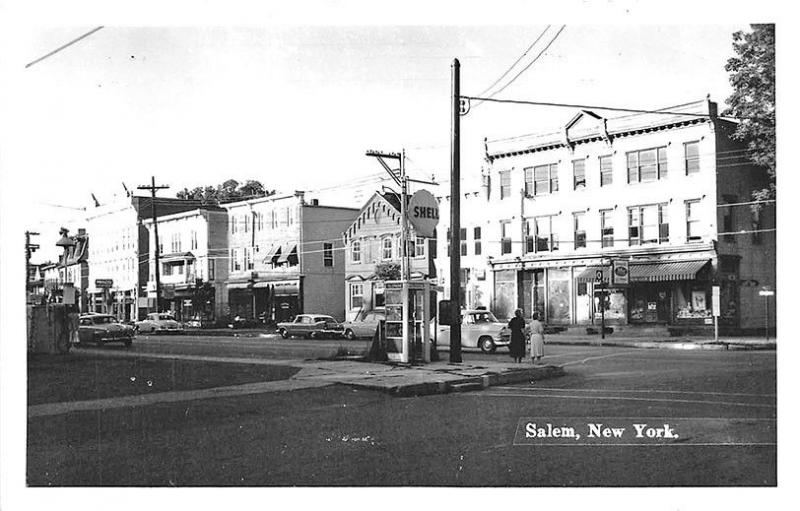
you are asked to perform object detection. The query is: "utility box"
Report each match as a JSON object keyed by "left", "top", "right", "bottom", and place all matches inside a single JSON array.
[{"left": 384, "top": 280, "right": 432, "bottom": 363}]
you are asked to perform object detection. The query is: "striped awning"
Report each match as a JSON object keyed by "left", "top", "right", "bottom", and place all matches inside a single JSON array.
[
  {"left": 262, "top": 245, "right": 281, "bottom": 264},
  {"left": 577, "top": 260, "right": 709, "bottom": 283},
  {"left": 277, "top": 244, "right": 297, "bottom": 264}
]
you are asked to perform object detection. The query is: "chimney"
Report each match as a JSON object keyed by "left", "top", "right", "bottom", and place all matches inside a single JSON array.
[
  {"left": 706, "top": 95, "right": 718, "bottom": 119},
  {"left": 311, "top": 198, "right": 319, "bottom": 206}
]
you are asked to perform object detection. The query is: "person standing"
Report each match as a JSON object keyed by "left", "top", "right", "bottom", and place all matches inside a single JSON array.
[
  {"left": 508, "top": 308, "right": 526, "bottom": 363},
  {"left": 529, "top": 311, "right": 545, "bottom": 365}
]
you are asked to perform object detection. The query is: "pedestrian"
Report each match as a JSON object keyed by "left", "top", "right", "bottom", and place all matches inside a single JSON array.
[
  {"left": 508, "top": 308, "right": 527, "bottom": 363},
  {"left": 529, "top": 311, "right": 545, "bottom": 365}
]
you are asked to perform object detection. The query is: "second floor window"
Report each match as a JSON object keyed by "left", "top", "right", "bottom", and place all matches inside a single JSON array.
[
  {"left": 573, "top": 212, "right": 586, "bottom": 248},
  {"left": 415, "top": 236, "right": 426, "bottom": 257},
  {"left": 627, "top": 147, "right": 668, "bottom": 183},
  {"left": 534, "top": 163, "right": 559, "bottom": 196},
  {"left": 573, "top": 159, "right": 586, "bottom": 190},
  {"left": 351, "top": 240, "right": 361, "bottom": 263},
  {"left": 599, "top": 155, "right": 613, "bottom": 186},
  {"left": 323, "top": 242, "right": 333, "bottom": 267},
  {"left": 535, "top": 216, "right": 559, "bottom": 252},
  {"left": 382, "top": 237, "right": 393, "bottom": 260},
  {"left": 501, "top": 221, "right": 512, "bottom": 255},
  {"left": 686, "top": 200, "right": 702, "bottom": 242},
  {"left": 460, "top": 228, "right": 468, "bottom": 256},
  {"left": 474, "top": 227, "right": 482, "bottom": 255},
  {"left": 499, "top": 170, "right": 511, "bottom": 199},
  {"left": 684, "top": 141, "right": 700, "bottom": 175},
  {"left": 208, "top": 259, "right": 215, "bottom": 280},
  {"left": 190, "top": 231, "right": 198, "bottom": 250},
  {"left": 600, "top": 209, "right": 614, "bottom": 248},
  {"left": 628, "top": 204, "right": 669, "bottom": 245},
  {"left": 171, "top": 233, "right": 181, "bottom": 253}
]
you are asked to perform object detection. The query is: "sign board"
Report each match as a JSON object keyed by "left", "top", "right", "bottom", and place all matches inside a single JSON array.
[
  {"left": 95, "top": 278, "right": 113, "bottom": 288},
  {"left": 612, "top": 260, "right": 630, "bottom": 286},
  {"left": 712, "top": 285, "right": 720, "bottom": 317},
  {"left": 62, "top": 283, "right": 76, "bottom": 305},
  {"left": 408, "top": 189, "right": 439, "bottom": 238},
  {"left": 758, "top": 290, "right": 775, "bottom": 297},
  {"left": 595, "top": 270, "right": 604, "bottom": 283},
  {"left": 137, "top": 297, "right": 150, "bottom": 308}
]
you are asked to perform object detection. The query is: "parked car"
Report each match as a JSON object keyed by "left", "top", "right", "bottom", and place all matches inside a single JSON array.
[
  {"left": 77, "top": 314, "right": 135, "bottom": 347},
  {"left": 135, "top": 312, "right": 184, "bottom": 334},
  {"left": 341, "top": 311, "right": 386, "bottom": 340},
  {"left": 437, "top": 309, "right": 510, "bottom": 353},
  {"left": 277, "top": 314, "right": 344, "bottom": 339}
]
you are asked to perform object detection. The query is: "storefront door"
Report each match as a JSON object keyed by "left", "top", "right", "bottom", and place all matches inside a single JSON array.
[{"left": 629, "top": 285, "right": 671, "bottom": 323}]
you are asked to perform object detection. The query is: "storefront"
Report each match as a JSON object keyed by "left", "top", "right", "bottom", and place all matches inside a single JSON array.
[{"left": 226, "top": 278, "right": 300, "bottom": 323}]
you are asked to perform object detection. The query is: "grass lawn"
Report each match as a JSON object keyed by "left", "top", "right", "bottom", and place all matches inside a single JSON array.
[{"left": 27, "top": 352, "right": 299, "bottom": 405}]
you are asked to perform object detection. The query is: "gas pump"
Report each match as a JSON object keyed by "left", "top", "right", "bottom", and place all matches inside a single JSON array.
[{"left": 384, "top": 280, "right": 432, "bottom": 363}]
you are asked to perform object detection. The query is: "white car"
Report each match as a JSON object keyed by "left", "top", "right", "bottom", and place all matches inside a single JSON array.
[
  {"left": 135, "top": 313, "right": 184, "bottom": 334},
  {"left": 437, "top": 309, "right": 510, "bottom": 353}
]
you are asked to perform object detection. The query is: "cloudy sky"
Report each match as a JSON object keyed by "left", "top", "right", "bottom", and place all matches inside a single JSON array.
[{"left": 0, "top": 5, "right": 766, "bottom": 265}]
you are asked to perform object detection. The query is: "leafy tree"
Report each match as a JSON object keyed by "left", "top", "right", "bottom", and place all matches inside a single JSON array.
[
  {"left": 375, "top": 262, "right": 401, "bottom": 281},
  {"left": 723, "top": 24, "right": 775, "bottom": 208},
  {"left": 176, "top": 180, "right": 275, "bottom": 203}
]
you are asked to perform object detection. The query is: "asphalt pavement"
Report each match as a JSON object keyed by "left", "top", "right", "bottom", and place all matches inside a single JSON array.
[{"left": 27, "top": 337, "right": 776, "bottom": 486}]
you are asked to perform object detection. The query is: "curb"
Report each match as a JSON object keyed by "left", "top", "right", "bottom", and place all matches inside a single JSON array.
[{"left": 544, "top": 340, "right": 775, "bottom": 351}]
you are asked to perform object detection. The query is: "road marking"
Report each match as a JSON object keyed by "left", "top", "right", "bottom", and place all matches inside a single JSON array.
[
  {"left": 492, "top": 386, "right": 776, "bottom": 398},
  {"left": 479, "top": 392, "right": 777, "bottom": 409}
]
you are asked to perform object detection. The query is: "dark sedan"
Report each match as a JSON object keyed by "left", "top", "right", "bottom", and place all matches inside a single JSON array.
[{"left": 77, "top": 314, "right": 134, "bottom": 347}]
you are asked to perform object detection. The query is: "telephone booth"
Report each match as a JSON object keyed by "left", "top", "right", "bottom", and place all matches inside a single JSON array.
[{"left": 384, "top": 280, "right": 432, "bottom": 363}]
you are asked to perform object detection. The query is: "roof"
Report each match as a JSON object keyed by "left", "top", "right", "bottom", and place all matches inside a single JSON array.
[
  {"left": 343, "top": 192, "right": 404, "bottom": 242},
  {"left": 487, "top": 99, "right": 719, "bottom": 161}
]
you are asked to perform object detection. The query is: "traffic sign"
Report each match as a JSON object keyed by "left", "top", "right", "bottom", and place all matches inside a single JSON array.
[
  {"left": 712, "top": 285, "right": 720, "bottom": 317},
  {"left": 95, "top": 278, "right": 113, "bottom": 288},
  {"left": 758, "top": 289, "right": 775, "bottom": 297},
  {"left": 595, "top": 269, "right": 604, "bottom": 282}
]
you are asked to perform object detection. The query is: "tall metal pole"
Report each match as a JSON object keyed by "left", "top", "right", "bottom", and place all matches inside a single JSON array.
[
  {"left": 138, "top": 177, "right": 169, "bottom": 314},
  {"left": 449, "top": 58, "right": 462, "bottom": 363}
]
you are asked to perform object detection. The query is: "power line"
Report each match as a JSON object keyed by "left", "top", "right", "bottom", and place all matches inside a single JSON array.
[
  {"left": 475, "top": 25, "right": 552, "bottom": 99},
  {"left": 474, "top": 25, "right": 566, "bottom": 108},
  {"left": 25, "top": 26, "right": 104, "bottom": 69}
]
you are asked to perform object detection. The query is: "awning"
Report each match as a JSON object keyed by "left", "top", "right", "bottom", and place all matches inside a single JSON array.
[
  {"left": 226, "top": 282, "right": 251, "bottom": 290},
  {"left": 160, "top": 252, "right": 195, "bottom": 263},
  {"left": 262, "top": 245, "right": 281, "bottom": 264},
  {"left": 576, "top": 260, "right": 709, "bottom": 283},
  {"left": 277, "top": 244, "right": 297, "bottom": 264}
]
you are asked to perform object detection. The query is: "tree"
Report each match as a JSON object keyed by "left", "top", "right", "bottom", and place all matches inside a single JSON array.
[
  {"left": 176, "top": 180, "right": 276, "bottom": 204},
  {"left": 723, "top": 24, "right": 775, "bottom": 208},
  {"left": 375, "top": 262, "right": 401, "bottom": 281}
]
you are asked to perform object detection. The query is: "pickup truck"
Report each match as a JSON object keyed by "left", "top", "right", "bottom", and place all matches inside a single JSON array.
[{"left": 277, "top": 314, "right": 344, "bottom": 339}]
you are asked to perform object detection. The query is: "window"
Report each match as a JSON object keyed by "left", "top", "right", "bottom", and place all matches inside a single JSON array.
[
  {"left": 171, "top": 233, "right": 181, "bottom": 253},
  {"left": 534, "top": 163, "right": 558, "bottom": 195},
  {"left": 573, "top": 159, "right": 586, "bottom": 189},
  {"left": 460, "top": 228, "right": 468, "bottom": 256},
  {"left": 352, "top": 240, "right": 361, "bottom": 263},
  {"left": 500, "top": 221, "right": 512, "bottom": 255},
  {"left": 208, "top": 259, "right": 215, "bottom": 280},
  {"left": 190, "top": 231, "right": 198, "bottom": 250},
  {"left": 374, "top": 281, "right": 385, "bottom": 308},
  {"left": 573, "top": 212, "right": 586, "bottom": 248},
  {"left": 627, "top": 147, "right": 668, "bottom": 183},
  {"left": 524, "top": 167, "right": 534, "bottom": 196},
  {"left": 415, "top": 236, "right": 426, "bottom": 257},
  {"left": 382, "top": 237, "right": 393, "bottom": 260},
  {"left": 230, "top": 248, "right": 241, "bottom": 271},
  {"left": 446, "top": 228, "right": 451, "bottom": 257},
  {"left": 323, "top": 242, "right": 333, "bottom": 267},
  {"left": 243, "top": 214, "right": 250, "bottom": 233},
  {"left": 177, "top": 262, "right": 184, "bottom": 275},
  {"left": 499, "top": 170, "right": 511, "bottom": 199},
  {"left": 600, "top": 209, "right": 614, "bottom": 248},
  {"left": 628, "top": 204, "right": 669, "bottom": 245},
  {"left": 721, "top": 203, "right": 736, "bottom": 244},
  {"left": 684, "top": 141, "right": 700, "bottom": 175},
  {"left": 686, "top": 200, "right": 702, "bottom": 242},
  {"left": 285, "top": 207, "right": 292, "bottom": 226},
  {"left": 271, "top": 209, "right": 278, "bottom": 229},
  {"left": 524, "top": 219, "right": 534, "bottom": 254},
  {"left": 535, "top": 216, "right": 559, "bottom": 252},
  {"left": 599, "top": 155, "right": 613, "bottom": 186},
  {"left": 162, "top": 263, "right": 173, "bottom": 276},
  {"left": 350, "top": 283, "right": 364, "bottom": 310},
  {"left": 245, "top": 247, "right": 253, "bottom": 270},
  {"left": 473, "top": 227, "right": 482, "bottom": 255},
  {"left": 751, "top": 208, "right": 763, "bottom": 245}
]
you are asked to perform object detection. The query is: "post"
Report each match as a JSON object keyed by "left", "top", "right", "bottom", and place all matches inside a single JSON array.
[
  {"left": 449, "top": 58, "right": 462, "bottom": 363},
  {"left": 600, "top": 260, "right": 606, "bottom": 341},
  {"left": 150, "top": 180, "right": 162, "bottom": 313},
  {"left": 764, "top": 295, "right": 769, "bottom": 342}
]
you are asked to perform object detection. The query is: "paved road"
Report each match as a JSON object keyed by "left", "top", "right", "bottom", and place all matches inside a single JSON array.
[{"left": 28, "top": 338, "right": 775, "bottom": 486}]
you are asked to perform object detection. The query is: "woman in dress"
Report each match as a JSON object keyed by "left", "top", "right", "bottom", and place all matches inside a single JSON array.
[
  {"left": 529, "top": 311, "right": 545, "bottom": 365},
  {"left": 508, "top": 308, "right": 526, "bottom": 363}
]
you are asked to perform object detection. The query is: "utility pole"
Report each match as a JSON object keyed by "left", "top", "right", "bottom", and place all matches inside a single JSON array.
[
  {"left": 450, "top": 58, "right": 463, "bottom": 363},
  {"left": 25, "top": 231, "right": 40, "bottom": 287},
  {"left": 138, "top": 177, "right": 170, "bottom": 313}
]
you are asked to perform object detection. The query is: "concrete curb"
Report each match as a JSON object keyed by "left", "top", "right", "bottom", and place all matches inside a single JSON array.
[{"left": 543, "top": 340, "right": 775, "bottom": 351}]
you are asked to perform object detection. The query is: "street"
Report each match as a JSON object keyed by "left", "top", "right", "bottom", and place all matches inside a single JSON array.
[{"left": 27, "top": 333, "right": 776, "bottom": 486}]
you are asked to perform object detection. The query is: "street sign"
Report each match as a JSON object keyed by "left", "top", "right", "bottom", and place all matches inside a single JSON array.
[
  {"left": 758, "top": 290, "right": 775, "bottom": 297},
  {"left": 95, "top": 278, "right": 113, "bottom": 288},
  {"left": 459, "top": 97, "right": 470, "bottom": 116},
  {"left": 408, "top": 189, "right": 440, "bottom": 238},
  {"left": 595, "top": 269, "right": 604, "bottom": 283},
  {"left": 612, "top": 260, "right": 629, "bottom": 286},
  {"left": 712, "top": 285, "right": 720, "bottom": 317}
]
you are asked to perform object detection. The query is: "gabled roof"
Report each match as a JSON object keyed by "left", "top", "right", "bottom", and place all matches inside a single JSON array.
[{"left": 343, "top": 192, "right": 403, "bottom": 243}]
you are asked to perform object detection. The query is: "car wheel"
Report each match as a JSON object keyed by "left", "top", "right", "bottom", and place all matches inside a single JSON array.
[
  {"left": 344, "top": 329, "right": 356, "bottom": 340},
  {"left": 479, "top": 336, "right": 496, "bottom": 354},
  {"left": 280, "top": 328, "right": 289, "bottom": 339}
]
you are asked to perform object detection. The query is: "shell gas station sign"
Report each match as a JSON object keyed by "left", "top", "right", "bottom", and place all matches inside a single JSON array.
[{"left": 408, "top": 189, "right": 439, "bottom": 238}]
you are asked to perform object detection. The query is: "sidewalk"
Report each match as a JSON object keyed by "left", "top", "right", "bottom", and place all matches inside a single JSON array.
[{"left": 541, "top": 333, "right": 776, "bottom": 351}]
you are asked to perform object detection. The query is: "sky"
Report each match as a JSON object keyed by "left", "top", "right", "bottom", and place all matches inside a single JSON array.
[{"left": 7, "top": 23, "right": 748, "bottom": 263}]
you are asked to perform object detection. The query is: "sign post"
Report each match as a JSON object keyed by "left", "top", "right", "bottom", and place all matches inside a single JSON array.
[
  {"left": 712, "top": 285, "right": 720, "bottom": 343},
  {"left": 596, "top": 265, "right": 606, "bottom": 342},
  {"left": 758, "top": 287, "right": 775, "bottom": 342}
]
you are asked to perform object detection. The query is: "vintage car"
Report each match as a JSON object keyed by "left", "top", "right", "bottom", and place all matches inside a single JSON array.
[
  {"left": 341, "top": 310, "right": 386, "bottom": 340},
  {"left": 436, "top": 309, "right": 510, "bottom": 353},
  {"left": 135, "top": 312, "right": 184, "bottom": 334},
  {"left": 277, "top": 314, "right": 344, "bottom": 339},
  {"left": 77, "top": 314, "right": 135, "bottom": 347}
]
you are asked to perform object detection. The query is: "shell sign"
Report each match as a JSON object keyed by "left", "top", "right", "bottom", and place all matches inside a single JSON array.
[{"left": 408, "top": 189, "right": 439, "bottom": 238}]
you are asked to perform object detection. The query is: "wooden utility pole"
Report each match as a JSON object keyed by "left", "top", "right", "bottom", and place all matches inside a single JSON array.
[
  {"left": 138, "top": 177, "right": 170, "bottom": 313},
  {"left": 450, "top": 58, "right": 463, "bottom": 363}
]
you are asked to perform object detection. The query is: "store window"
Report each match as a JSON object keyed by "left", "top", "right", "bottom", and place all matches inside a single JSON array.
[
  {"left": 547, "top": 268, "right": 571, "bottom": 324},
  {"left": 627, "top": 147, "right": 668, "bottom": 183},
  {"left": 573, "top": 159, "right": 586, "bottom": 189},
  {"left": 599, "top": 155, "right": 613, "bottom": 186},
  {"left": 675, "top": 284, "right": 712, "bottom": 320}
]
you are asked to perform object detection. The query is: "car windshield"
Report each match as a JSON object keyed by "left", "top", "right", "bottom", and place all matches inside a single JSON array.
[
  {"left": 158, "top": 315, "right": 174, "bottom": 320},
  {"left": 93, "top": 316, "right": 115, "bottom": 324},
  {"left": 314, "top": 317, "right": 334, "bottom": 323},
  {"left": 471, "top": 312, "right": 499, "bottom": 323}
]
